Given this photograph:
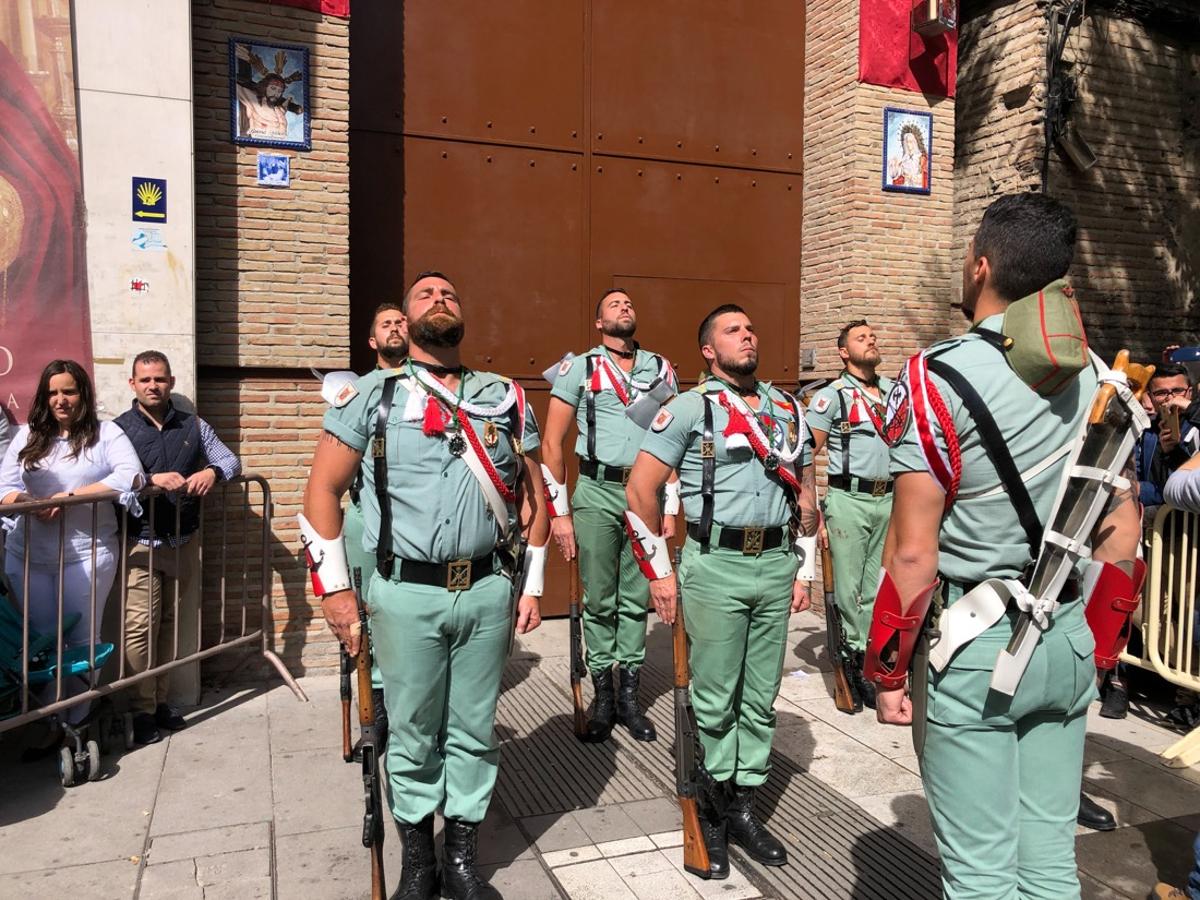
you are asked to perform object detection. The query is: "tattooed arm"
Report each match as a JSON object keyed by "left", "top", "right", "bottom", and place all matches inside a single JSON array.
[
  {"left": 303, "top": 430, "right": 364, "bottom": 545},
  {"left": 1092, "top": 453, "right": 1141, "bottom": 569},
  {"left": 796, "top": 461, "right": 820, "bottom": 536}
]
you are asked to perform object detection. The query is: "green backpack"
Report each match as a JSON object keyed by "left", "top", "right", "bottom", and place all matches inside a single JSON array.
[{"left": 1000, "top": 279, "right": 1089, "bottom": 396}]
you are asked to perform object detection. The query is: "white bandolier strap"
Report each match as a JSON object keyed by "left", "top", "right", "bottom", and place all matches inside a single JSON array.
[
  {"left": 540, "top": 464, "right": 570, "bottom": 517},
  {"left": 298, "top": 513, "right": 352, "bottom": 597},
  {"left": 623, "top": 510, "right": 673, "bottom": 580},
  {"left": 522, "top": 543, "right": 547, "bottom": 597},
  {"left": 662, "top": 479, "right": 681, "bottom": 516},
  {"left": 793, "top": 534, "right": 817, "bottom": 581}
]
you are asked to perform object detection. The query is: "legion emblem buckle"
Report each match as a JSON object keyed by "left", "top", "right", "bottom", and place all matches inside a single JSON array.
[
  {"left": 621, "top": 467, "right": 631, "bottom": 486},
  {"left": 839, "top": 422, "right": 852, "bottom": 435},
  {"left": 700, "top": 439, "right": 715, "bottom": 459},
  {"left": 371, "top": 437, "right": 386, "bottom": 458},
  {"left": 446, "top": 559, "right": 472, "bottom": 591},
  {"left": 872, "top": 480, "right": 887, "bottom": 497},
  {"left": 741, "top": 527, "right": 765, "bottom": 555}
]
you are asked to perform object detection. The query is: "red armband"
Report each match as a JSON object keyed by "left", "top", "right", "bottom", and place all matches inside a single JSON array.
[
  {"left": 863, "top": 571, "right": 940, "bottom": 690},
  {"left": 1083, "top": 559, "right": 1146, "bottom": 670}
]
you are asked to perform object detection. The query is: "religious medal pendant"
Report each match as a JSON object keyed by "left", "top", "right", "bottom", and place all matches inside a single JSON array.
[
  {"left": 484, "top": 420, "right": 499, "bottom": 449},
  {"left": 446, "top": 421, "right": 467, "bottom": 457},
  {"left": 787, "top": 420, "right": 798, "bottom": 445},
  {"left": 764, "top": 451, "right": 781, "bottom": 472}
]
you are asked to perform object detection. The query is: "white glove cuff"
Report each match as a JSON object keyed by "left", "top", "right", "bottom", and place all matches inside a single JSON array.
[
  {"left": 298, "top": 512, "right": 352, "bottom": 597},
  {"left": 540, "top": 464, "right": 571, "bottom": 517},
  {"left": 662, "top": 480, "right": 681, "bottom": 516},
  {"left": 793, "top": 534, "right": 817, "bottom": 582},
  {"left": 624, "top": 510, "right": 673, "bottom": 580},
  {"left": 522, "top": 543, "right": 547, "bottom": 597}
]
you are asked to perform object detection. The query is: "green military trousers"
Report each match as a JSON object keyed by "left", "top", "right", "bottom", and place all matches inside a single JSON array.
[
  {"left": 344, "top": 498, "right": 383, "bottom": 690},
  {"left": 919, "top": 601, "right": 1098, "bottom": 900},
  {"left": 823, "top": 487, "right": 892, "bottom": 651},
  {"left": 573, "top": 475, "right": 650, "bottom": 672},
  {"left": 679, "top": 536, "right": 796, "bottom": 785},
  {"left": 366, "top": 566, "right": 511, "bottom": 824}
]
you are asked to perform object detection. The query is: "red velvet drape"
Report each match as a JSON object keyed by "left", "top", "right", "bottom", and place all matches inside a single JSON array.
[
  {"left": 859, "top": 0, "right": 957, "bottom": 98},
  {"left": 255, "top": 0, "right": 350, "bottom": 17}
]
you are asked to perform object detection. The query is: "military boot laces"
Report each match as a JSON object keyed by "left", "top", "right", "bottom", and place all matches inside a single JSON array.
[
  {"left": 391, "top": 816, "right": 438, "bottom": 900},
  {"left": 441, "top": 819, "right": 500, "bottom": 900},
  {"left": 616, "top": 665, "right": 657, "bottom": 742},
  {"left": 585, "top": 667, "right": 616, "bottom": 742},
  {"left": 725, "top": 785, "right": 787, "bottom": 866}
]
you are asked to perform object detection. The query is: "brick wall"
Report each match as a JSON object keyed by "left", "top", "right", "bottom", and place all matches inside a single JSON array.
[
  {"left": 192, "top": 0, "right": 350, "bottom": 676},
  {"left": 956, "top": 4, "right": 1200, "bottom": 360}
]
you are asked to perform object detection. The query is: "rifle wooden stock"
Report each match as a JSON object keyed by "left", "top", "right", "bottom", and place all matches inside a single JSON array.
[
  {"left": 353, "top": 570, "right": 386, "bottom": 900},
  {"left": 821, "top": 543, "right": 860, "bottom": 714},
  {"left": 340, "top": 648, "right": 353, "bottom": 762},
  {"left": 1089, "top": 350, "right": 1154, "bottom": 425},
  {"left": 672, "top": 552, "right": 711, "bottom": 878},
  {"left": 568, "top": 559, "right": 588, "bottom": 738}
]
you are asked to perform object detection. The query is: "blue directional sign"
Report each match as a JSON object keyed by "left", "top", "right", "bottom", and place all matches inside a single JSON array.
[{"left": 132, "top": 177, "right": 167, "bottom": 223}]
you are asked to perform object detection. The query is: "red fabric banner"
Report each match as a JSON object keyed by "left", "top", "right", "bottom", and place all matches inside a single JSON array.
[
  {"left": 859, "top": 0, "right": 957, "bottom": 98},
  {"left": 0, "top": 41, "right": 92, "bottom": 423},
  {"left": 254, "top": 0, "right": 350, "bottom": 18}
]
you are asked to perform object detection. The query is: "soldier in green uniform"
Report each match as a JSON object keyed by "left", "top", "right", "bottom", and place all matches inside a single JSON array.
[
  {"left": 302, "top": 272, "right": 549, "bottom": 900},
  {"left": 542, "top": 289, "right": 679, "bottom": 742},
  {"left": 806, "top": 319, "right": 893, "bottom": 708},
  {"left": 870, "top": 195, "right": 1142, "bottom": 899},
  {"left": 626, "top": 304, "right": 819, "bottom": 879},
  {"left": 342, "top": 301, "right": 408, "bottom": 740}
]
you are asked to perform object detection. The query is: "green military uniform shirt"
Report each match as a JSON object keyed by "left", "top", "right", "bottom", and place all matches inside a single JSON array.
[
  {"left": 806, "top": 372, "right": 894, "bottom": 480},
  {"left": 551, "top": 346, "right": 678, "bottom": 467},
  {"left": 640, "top": 380, "right": 813, "bottom": 528},
  {"left": 324, "top": 367, "right": 541, "bottom": 564}
]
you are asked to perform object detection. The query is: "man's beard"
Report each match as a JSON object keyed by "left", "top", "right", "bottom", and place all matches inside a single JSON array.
[
  {"left": 847, "top": 348, "right": 880, "bottom": 368},
  {"left": 378, "top": 340, "right": 408, "bottom": 364},
  {"left": 411, "top": 310, "right": 464, "bottom": 349},
  {"left": 601, "top": 319, "right": 636, "bottom": 339},
  {"left": 717, "top": 350, "right": 757, "bottom": 376}
]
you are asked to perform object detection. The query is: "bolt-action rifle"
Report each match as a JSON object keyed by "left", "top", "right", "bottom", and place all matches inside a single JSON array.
[
  {"left": 352, "top": 568, "right": 386, "bottom": 900},
  {"left": 568, "top": 559, "right": 588, "bottom": 738},
  {"left": 340, "top": 645, "right": 354, "bottom": 762},
  {"left": 671, "top": 549, "right": 711, "bottom": 879},
  {"left": 821, "top": 543, "right": 861, "bottom": 713}
]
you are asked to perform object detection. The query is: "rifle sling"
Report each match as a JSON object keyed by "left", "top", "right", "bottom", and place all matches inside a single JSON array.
[
  {"left": 373, "top": 375, "right": 397, "bottom": 578},
  {"left": 699, "top": 397, "right": 715, "bottom": 551}
]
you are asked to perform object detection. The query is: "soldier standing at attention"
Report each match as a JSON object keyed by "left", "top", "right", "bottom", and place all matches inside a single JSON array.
[
  {"left": 302, "top": 272, "right": 549, "bottom": 900},
  {"left": 342, "top": 301, "right": 408, "bottom": 746},
  {"left": 625, "top": 304, "right": 819, "bottom": 878},
  {"left": 805, "top": 319, "right": 893, "bottom": 708},
  {"left": 869, "top": 194, "right": 1142, "bottom": 899},
  {"left": 542, "top": 289, "right": 679, "bottom": 742}
]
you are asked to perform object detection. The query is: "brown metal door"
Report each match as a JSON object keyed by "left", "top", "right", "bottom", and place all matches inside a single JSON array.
[{"left": 350, "top": 1, "right": 805, "bottom": 615}]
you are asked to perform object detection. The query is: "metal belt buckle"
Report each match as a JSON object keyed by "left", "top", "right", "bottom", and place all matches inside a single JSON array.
[
  {"left": 872, "top": 480, "right": 887, "bottom": 497},
  {"left": 700, "top": 439, "right": 715, "bottom": 459},
  {"left": 839, "top": 422, "right": 852, "bottom": 434},
  {"left": 742, "top": 527, "right": 764, "bottom": 556},
  {"left": 446, "top": 559, "right": 472, "bottom": 591},
  {"left": 621, "top": 467, "right": 631, "bottom": 486},
  {"left": 371, "top": 437, "right": 386, "bottom": 458}
]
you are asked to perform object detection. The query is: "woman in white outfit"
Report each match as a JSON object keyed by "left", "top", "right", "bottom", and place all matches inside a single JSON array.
[{"left": 0, "top": 359, "right": 144, "bottom": 725}]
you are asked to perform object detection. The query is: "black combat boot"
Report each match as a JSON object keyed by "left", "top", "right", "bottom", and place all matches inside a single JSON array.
[
  {"left": 1077, "top": 792, "right": 1116, "bottom": 831},
  {"left": 687, "top": 779, "right": 729, "bottom": 880},
  {"left": 854, "top": 651, "right": 877, "bottom": 710},
  {"left": 441, "top": 819, "right": 500, "bottom": 900},
  {"left": 584, "top": 667, "right": 616, "bottom": 742},
  {"left": 615, "top": 665, "right": 657, "bottom": 742},
  {"left": 391, "top": 815, "right": 438, "bottom": 900},
  {"left": 726, "top": 784, "right": 787, "bottom": 866}
]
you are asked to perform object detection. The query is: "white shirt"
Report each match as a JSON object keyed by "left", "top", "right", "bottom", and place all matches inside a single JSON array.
[
  {"left": 0, "top": 422, "right": 145, "bottom": 565},
  {"left": 1165, "top": 466, "right": 1200, "bottom": 514}
]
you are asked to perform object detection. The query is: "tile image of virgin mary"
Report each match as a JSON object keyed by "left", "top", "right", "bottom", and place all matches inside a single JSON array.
[
  {"left": 0, "top": 40, "right": 92, "bottom": 422},
  {"left": 888, "top": 123, "right": 929, "bottom": 191}
]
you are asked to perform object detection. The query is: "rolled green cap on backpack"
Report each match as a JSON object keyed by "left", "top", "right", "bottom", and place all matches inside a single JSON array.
[{"left": 1001, "top": 279, "right": 1089, "bottom": 396}]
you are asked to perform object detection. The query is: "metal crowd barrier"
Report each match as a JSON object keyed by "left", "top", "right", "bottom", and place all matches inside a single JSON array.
[
  {"left": 1120, "top": 503, "right": 1200, "bottom": 767},
  {"left": 0, "top": 474, "right": 306, "bottom": 742}
]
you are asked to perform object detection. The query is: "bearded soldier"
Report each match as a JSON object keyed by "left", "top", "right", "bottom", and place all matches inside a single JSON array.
[
  {"left": 869, "top": 194, "right": 1143, "bottom": 899},
  {"left": 806, "top": 319, "right": 893, "bottom": 709},
  {"left": 302, "top": 272, "right": 549, "bottom": 900},
  {"left": 626, "top": 304, "right": 818, "bottom": 878},
  {"left": 542, "top": 288, "right": 679, "bottom": 742}
]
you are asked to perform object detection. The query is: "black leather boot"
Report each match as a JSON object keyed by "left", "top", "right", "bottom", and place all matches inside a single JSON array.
[
  {"left": 616, "top": 665, "right": 657, "bottom": 742},
  {"left": 442, "top": 819, "right": 500, "bottom": 900},
  {"left": 585, "top": 667, "right": 616, "bottom": 742},
  {"left": 391, "top": 816, "right": 438, "bottom": 900},
  {"left": 691, "top": 781, "right": 730, "bottom": 880},
  {"left": 854, "top": 651, "right": 877, "bottom": 710},
  {"left": 1077, "top": 792, "right": 1116, "bottom": 831},
  {"left": 726, "top": 785, "right": 787, "bottom": 866}
]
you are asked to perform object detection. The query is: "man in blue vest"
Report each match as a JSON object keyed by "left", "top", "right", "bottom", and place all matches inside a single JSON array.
[{"left": 114, "top": 350, "right": 241, "bottom": 745}]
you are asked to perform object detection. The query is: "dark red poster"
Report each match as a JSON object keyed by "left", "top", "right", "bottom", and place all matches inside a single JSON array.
[
  {"left": 0, "top": 36, "right": 91, "bottom": 424},
  {"left": 255, "top": 0, "right": 350, "bottom": 17},
  {"left": 859, "top": 0, "right": 957, "bottom": 98}
]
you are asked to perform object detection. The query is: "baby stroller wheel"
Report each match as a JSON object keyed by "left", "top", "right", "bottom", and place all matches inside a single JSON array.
[
  {"left": 58, "top": 746, "right": 76, "bottom": 787},
  {"left": 86, "top": 740, "right": 101, "bottom": 781}
]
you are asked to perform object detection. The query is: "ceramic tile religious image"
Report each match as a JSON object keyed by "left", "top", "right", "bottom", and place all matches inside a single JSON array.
[
  {"left": 882, "top": 107, "right": 932, "bottom": 195},
  {"left": 229, "top": 38, "right": 311, "bottom": 151}
]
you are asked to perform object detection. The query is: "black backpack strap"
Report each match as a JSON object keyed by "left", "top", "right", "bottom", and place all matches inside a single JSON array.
[
  {"left": 836, "top": 385, "right": 851, "bottom": 481},
  {"left": 698, "top": 396, "right": 716, "bottom": 552},
  {"left": 924, "top": 356, "right": 1043, "bottom": 559},
  {"left": 373, "top": 375, "right": 398, "bottom": 578},
  {"left": 584, "top": 355, "right": 597, "bottom": 463}
]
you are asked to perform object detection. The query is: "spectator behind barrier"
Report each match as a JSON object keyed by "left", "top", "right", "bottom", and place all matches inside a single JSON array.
[
  {"left": 1135, "top": 362, "right": 1199, "bottom": 513},
  {"left": 112, "top": 350, "right": 241, "bottom": 746},
  {"left": 1164, "top": 452, "right": 1200, "bottom": 515},
  {"left": 0, "top": 359, "right": 144, "bottom": 724}
]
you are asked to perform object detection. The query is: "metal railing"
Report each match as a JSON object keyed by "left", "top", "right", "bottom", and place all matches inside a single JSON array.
[
  {"left": 1120, "top": 503, "right": 1200, "bottom": 767},
  {"left": 0, "top": 473, "right": 306, "bottom": 737}
]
